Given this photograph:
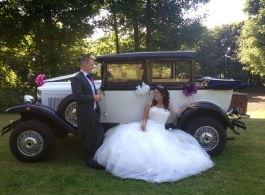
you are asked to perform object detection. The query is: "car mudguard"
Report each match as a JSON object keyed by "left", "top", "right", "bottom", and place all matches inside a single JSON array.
[
  {"left": 177, "top": 101, "right": 244, "bottom": 135},
  {"left": 4, "top": 103, "right": 78, "bottom": 136}
]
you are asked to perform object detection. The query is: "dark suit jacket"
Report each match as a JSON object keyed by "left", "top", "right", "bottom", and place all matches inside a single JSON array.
[{"left": 71, "top": 71, "right": 96, "bottom": 137}]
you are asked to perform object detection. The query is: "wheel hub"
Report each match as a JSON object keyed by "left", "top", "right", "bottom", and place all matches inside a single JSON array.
[
  {"left": 23, "top": 137, "right": 37, "bottom": 151},
  {"left": 194, "top": 126, "right": 219, "bottom": 151},
  {"left": 200, "top": 132, "right": 213, "bottom": 144},
  {"left": 17, "top": 130, "right": 44, "bottom": 156}
]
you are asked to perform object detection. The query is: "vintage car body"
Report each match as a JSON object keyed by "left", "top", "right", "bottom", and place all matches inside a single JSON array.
[
  {"left": 37, "top": 80, "right": 234, "bottom": 124},
  {"left": 1, "top": 51, "right": 248, "bottom": 162}
]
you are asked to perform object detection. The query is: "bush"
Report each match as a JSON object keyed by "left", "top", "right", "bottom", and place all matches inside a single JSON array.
[
  {"left": 235, "top": 85, "right": 265, "bottom": 94},
  {"left": 0, "top": 87, "right": 36, "bottom": 113}
]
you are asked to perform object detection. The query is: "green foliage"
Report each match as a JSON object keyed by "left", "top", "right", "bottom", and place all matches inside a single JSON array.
[
  {"left": 96, "top": 0, "right": 210, "bottom": 52},
  {"left": 0, "top": 0, "right": 103, "bottom": 90},
  {"left": 196, "top": 23, "right": 249, "bottom": 81},
  {"left": 243, "top": 0, "right": 262, "bottom": 15},
  {"left": 0, "top": 88, "right": 33, "bottom": 113},
  {"left": 195, "top": 30, "right": 220, "bottom": 76},
  {"left": 238, "top": 0, "right": 265, "bottom": 76}
]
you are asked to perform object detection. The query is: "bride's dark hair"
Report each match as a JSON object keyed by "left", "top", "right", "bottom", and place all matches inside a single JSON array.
[{"left": 152, "top": 85, "right": 170, "bottom": 110}]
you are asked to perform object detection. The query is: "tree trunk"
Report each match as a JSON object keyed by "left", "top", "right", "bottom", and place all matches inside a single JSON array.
[
  {"left": 223, "top": 55, "right": 226, "bottom": 78},
  {"left": 44, "top": 5, "right": 54, "bottom": 49},
  {"left": 133, "top": 20, "right": 139, "bottom": 51},
  {"left": 111, "top": 0, "right": 120, "bottom": 54},
  {"left": 145, "top": 0, "right": 151, "bottom": 51},
  {"left": 113, "top": 13, "right": 120, "bottom": 54}
]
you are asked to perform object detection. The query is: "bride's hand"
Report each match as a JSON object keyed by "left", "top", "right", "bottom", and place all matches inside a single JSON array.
[
  {"left": 188, "top": 103, "right": 198, "bottom": 109},
  {"left": 141, "top": 120, "right": 146, "bottom": 131},
  {"left": 141, "top": 126, "right": 146, "bottom": 131}
]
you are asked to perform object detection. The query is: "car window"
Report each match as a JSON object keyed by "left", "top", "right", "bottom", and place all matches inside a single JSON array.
[
  {"left": 106, "top": 63, "right": 144, "bottom": 83},
  {"left": 151, "top": 61, "right": 190, "bottom": 83}
]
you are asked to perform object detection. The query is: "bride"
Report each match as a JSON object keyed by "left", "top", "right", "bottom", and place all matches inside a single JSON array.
[{"left": 94, "top": 84, "right": 214, "bottom": 183}]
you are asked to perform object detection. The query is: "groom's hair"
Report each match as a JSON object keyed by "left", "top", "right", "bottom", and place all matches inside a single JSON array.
[{"left": 80, "top": 55, "right": 93, "bottom": 65}]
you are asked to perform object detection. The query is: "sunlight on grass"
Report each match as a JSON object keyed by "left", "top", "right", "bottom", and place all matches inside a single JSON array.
[{"left": 246, "top": 110, "right": 265, "bottom": 119}]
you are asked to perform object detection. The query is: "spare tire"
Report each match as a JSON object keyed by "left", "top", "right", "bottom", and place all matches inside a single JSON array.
[{"left": 57, "top": 94, "right": 101, "bottom": 127}]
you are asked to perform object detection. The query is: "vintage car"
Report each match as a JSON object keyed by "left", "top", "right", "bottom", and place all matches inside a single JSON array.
[{"left": 1, "top": 51, "right": 248, "bottom": 162}]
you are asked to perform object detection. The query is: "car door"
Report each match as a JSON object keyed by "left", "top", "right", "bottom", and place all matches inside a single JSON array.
[
  {"left": 149, "top": 60, "right": 193, "bottom": 108},
  {"left": 100, "top": 62, "right": 147, "bottom": 123}
]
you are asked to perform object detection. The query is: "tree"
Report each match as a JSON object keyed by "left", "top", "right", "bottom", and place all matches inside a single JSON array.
[
  {"left": 213, "top": 23, "right": 247, "bottom": 79},
  {"left": 196, "top": 22, "right": 248, "bottom": 81},
  {"left": 95, "top": 0, "right": 210, "bottom": 52},
  {"left": 195, "top": 29, "right": 220, "bottom": 76},
  {"left": 0, "top": 0, "right": 102, "bottom": 90},
  {"left": 238, "top": 0, "right": 265, "bottom": 75}
]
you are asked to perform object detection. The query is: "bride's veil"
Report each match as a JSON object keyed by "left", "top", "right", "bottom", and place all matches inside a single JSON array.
[
  {"left": 165, "top": 100, "right": 181, "bottom": 129},
  {"left": 169, "top": 100, "right": 182, "bottom": 117}
]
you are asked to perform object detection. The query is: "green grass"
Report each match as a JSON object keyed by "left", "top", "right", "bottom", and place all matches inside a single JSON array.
[{"left": 1, "top": 114, "right": 265, "bottom": 195}]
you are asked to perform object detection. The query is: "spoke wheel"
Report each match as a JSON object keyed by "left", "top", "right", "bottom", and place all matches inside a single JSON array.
[
  {"left": 186, "top": 116, "right": 227, "bottom": 157},
  {"left": 58, "top": 94, "right": 101, "bottom": 128},
  {"left": 193, "top": 126, "right": 219, "bottom": 151},
  {"left": 9, "top": 121, "right": 55, "bottom": 162},
  {"left": 17, "top": 130, "right": 44, "bottom": 156}
]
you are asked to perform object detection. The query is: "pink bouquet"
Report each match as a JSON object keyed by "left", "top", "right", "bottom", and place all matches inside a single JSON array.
[{"left": 35, "top": 74, "right": 45, "bottom": 86}]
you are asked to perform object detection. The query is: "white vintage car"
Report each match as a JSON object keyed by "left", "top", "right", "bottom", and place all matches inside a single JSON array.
[{"left": 2, "top": 51, "right": 248, "bottom": 162}]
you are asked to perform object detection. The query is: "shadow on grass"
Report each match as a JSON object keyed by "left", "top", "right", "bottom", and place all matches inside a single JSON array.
[
  {"left": 249, "top": 95, "right": 265, "bottom": 102},
  {"left": 51, "top": 134, "right": 84, "bottom": 164}
]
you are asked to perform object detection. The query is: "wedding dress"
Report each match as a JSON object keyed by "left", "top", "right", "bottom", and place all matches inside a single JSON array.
[{"left": 94, "top": 106, "right": 214, "bottom": 183}]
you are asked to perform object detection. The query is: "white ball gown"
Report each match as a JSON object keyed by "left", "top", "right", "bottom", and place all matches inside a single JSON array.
[{"left": 94, "top": 106, "right": 214, "bottom": 183}]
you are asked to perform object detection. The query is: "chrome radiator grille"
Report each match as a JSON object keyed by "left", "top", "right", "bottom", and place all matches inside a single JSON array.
[{"left": 48, "top": 97, "right": 64, "bottom": 110}]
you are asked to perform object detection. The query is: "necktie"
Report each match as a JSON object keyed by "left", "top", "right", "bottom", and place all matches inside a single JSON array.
[
  {"left": 86, "top": 74, "right": 97, "bottom": 95},
  {"left": 86, "top": 74, "right": 94, "bottom": 82}
]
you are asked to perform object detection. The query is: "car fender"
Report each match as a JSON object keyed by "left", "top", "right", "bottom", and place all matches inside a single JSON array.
[
  {"left": 177, "top": 101, "right": 237, "bottom": 134},
  {"left": 5, "top": 103, "right": 78, "bottom": 136}
]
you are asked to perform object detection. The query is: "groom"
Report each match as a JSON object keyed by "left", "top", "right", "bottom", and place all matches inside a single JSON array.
[{"left": 71, "top": 55, "right": 104, "bottom": 169}]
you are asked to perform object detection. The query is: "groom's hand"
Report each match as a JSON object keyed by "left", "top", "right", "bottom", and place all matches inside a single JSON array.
[{"left": 94, "top": 94, "right": 102, "bottom": 102}]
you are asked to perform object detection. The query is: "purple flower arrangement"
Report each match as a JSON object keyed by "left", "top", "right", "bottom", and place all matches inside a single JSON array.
[{"left": 183, "top": 83, "right": 197, "bottom": 97}]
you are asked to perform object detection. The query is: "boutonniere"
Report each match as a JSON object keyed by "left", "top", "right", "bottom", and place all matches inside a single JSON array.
[
  {"left": 35, "top": 74, "right": 45, "bottom": 86},
  {"left": 183, "top": 83, "right": 197, "bottom": 97}
]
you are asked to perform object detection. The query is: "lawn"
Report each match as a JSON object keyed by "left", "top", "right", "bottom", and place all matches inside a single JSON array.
[{"left": 0, "top": 114, "right": 264, "bottom": 195}]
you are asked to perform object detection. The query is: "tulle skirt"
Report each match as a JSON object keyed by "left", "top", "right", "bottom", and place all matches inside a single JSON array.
[{"left": 94, "top": 120, "right": 214, "bottom": 183}]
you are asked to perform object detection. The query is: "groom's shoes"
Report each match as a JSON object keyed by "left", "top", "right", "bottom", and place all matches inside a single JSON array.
[{"left": 86, "top": 160, "right": 105, "bottom": 170}]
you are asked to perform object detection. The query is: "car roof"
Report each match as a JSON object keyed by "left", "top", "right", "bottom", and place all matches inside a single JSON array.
[{"left": 95, "top": 51, "right": 196, "bottom": 62}]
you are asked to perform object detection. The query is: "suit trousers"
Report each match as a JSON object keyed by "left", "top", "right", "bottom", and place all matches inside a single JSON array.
[{"left": 82, "top": 110, "right": 104, "bottom": 162}]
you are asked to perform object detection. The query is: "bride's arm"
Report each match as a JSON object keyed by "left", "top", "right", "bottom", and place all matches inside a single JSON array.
[
  {"left": 141, "top": 101, "right": 152, "bottom": 131},
  {"left": 178, "top": 103, "right": 198, "bottom": 114},
  {"left": 169, "top": 102, "right": 198, "bottom": 115}
]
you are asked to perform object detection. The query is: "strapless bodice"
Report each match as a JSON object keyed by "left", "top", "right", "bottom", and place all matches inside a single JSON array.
[{"left": 148, "top": 106, "right": 170, "bottom": 124}]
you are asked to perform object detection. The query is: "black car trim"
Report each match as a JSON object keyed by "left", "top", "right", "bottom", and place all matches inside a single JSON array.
[{"left": 5, "top": 104, "right": 78, "bottom": 136}]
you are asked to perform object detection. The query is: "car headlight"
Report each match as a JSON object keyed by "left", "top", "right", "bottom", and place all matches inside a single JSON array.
[{"left": 24, "top": 95, "right": 35, "bottom": 103}]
